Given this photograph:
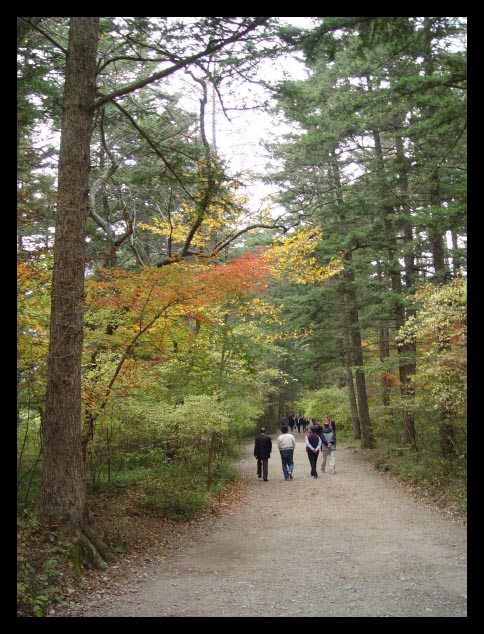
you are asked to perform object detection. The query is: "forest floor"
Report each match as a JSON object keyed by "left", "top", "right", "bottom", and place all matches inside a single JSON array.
[{"left": 45, "top": 436, "right": 467, "bottom": 619}]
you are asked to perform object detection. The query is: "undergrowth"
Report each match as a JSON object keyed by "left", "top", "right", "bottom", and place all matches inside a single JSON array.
[
  {"left": 17, "top": 444, "right": 242, "bottom": 617},
  {"left": 367, "top": 443, "right": 467, "bottom": 515},
  {"left": 17, "top": 511, "right": 79, "bottom": 617}
]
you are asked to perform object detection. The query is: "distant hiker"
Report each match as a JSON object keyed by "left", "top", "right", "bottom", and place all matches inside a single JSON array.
[
  {"left": 254, "top": 427, "right": 272, "bottom": 481},
  {"left": 305, "top": 425, "right": 321, "bottom": 478},
  {"left": 320, "top": 417, "right": 337, "bottom": 474},
  {"left": 277, "top": 424, "right": 296, "bottom": 480},
  {"left": 288, "top": 414, "right": 295, "bottom": 432}
]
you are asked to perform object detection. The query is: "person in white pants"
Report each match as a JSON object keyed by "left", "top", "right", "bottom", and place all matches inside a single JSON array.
[{"left": 320, "top": 418, "right": 336, "bottom": 474}]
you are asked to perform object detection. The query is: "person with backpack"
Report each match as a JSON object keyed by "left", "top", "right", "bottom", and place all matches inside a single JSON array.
[
  {"left": 254, "top": 427, "right": 272, "bottom": 481},
  {"left": 305, "top": 425, "right": 322, "bottom": 478},
  {"left": 313, "top": 420, "right": 323, "bottom": 438},
  {"left": 320, "top": 417, "right": 337, "bottom": 474}
]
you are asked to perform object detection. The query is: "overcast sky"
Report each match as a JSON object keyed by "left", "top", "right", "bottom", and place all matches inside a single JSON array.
[{"left": 209, "top": 18, "right": 314, "bottom": 210}]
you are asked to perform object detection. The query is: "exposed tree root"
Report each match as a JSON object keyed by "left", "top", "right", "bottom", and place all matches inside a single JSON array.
[{"left": 58, "top": 512, "right": 113, "bottom": 572}]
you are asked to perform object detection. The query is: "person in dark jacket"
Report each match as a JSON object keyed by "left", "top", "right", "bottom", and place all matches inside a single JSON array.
[
  {"left": 320, "top": 417, "right": 336, "bottom": 474},
  {"left": 313, "top": 421, "right": 323, "bottom": 438},
  {"left": 305, "top": 425, "right": 322, "bottom": 478},
  {"left": 254, "top": 427, "right": 272, "bottom": 481}
]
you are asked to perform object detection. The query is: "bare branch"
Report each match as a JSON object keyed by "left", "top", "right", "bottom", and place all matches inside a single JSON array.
[
  {"left": 92, "top": 18, "right": 270, "bottom": 110},
  {"left": 155, "top": 219, "right": 293, "bottom": 267}
]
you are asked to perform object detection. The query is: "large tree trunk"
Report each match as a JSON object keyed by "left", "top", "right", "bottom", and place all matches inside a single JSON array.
[
  {"left": 372, "top": 126, "right": 417, "bottom": 449},
  {"left": 36, "top": 18, "right": 108, "bottom": 567},
  {"left": 394, "top": 134, "right": 418, "bottom": 448},
  {"left": 329, "top": 152, "right": 374, "bottom": 448},
  {"left": 375, "top": 261, "right": 392, "bottom": 407},
  {"left": 346, "top": 299, "right": 375, "bottom": 449},
  {"left": 345, "top": 364, "right": 361, "bottom": 439},
  {"left": 339, "top": 331, "right": 361, "bottom": 438}
]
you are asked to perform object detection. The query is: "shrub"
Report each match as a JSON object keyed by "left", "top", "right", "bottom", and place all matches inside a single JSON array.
[{"left": 143, "top": 485, "right": 207, "bottom": 521}]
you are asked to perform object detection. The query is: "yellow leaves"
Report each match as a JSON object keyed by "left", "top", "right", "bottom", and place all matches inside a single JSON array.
[
  {"left": 138, "top": 183, "right": 248, "bottom": 252},
  {"left": 170, "top": 395, "right": 230, "bottom": 438},
  {"left": 17, "top": 260, "right": 51, "bottom": 339},
  {"left": 262, "top": 226, "right": 344, "bottom": 284},
  {"left": 133, "top": 193, "right": 344, "bottom": 292},
  {"left": 394, "top": 278, "right": 467, "bottom": 418},
  {"left": 138, "top": 216, "right": 187, "bottom": 242},
  {"left": 396, "top": 278, "right": 467, "bottom": 350},
  {"left": 246, "top": 297, "right": 284, "bottom": 324}
]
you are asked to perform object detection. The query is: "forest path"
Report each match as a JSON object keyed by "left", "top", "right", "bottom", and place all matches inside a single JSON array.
[{"left": 56, "top": 436, "right": 467, "bottom": 618}]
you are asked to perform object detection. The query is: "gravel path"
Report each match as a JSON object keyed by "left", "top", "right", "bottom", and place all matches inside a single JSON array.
[{"left": 55, "top": 436, "right": 467, "bottom": 618}]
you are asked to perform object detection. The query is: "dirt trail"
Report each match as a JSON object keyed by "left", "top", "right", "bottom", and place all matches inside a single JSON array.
[{"left": 55, "top": 436, "right": 467, "bottom": 618}]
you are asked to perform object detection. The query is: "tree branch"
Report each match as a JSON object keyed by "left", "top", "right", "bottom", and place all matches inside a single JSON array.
[
  {"left": 18, "top": 17, "right": 68, "bottom": 55},
  {"left": 112, "top": 100, "right": 197, "bottom": 203},
  {"left": 155, "top": 220, "right": 292, "bottom": 267},
  {"left": 92, "top": 18, "right": 270, "bottom": 110}
]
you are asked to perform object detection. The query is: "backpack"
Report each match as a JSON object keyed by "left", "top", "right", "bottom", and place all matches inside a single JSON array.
[{"left": 321, "top": 426, "right": 335, "bottom": 446}]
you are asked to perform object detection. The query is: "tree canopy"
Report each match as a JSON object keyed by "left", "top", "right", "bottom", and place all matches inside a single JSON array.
[{"left": 17, "top": 16, "right": 466, "bottom": 575}]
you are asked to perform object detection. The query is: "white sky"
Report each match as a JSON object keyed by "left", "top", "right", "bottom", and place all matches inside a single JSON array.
[
  {"left": 214, "top": 19, "right": 313, "bottom": 206},
  {"left": 165, "top": 18, "right": 314, "bottom": 210},
  {"left": 30, "top": 18, "right": 315, "bottom": 219}
]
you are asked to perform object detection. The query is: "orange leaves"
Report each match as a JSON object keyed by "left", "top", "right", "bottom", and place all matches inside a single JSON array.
[
  {"left": 17, "top": 260, "right": 51, "bottom": 338},
  {"left": 381, "top": 371, "right": 398, "bottom": 388},
  {"left": 80, "top": 254, "right": 277, "bottom": 420},
  {"left": 197, "top": 249, "right": 272, "bottom": 299},
  {"left": 85, "top": 251, "right": 274, "bottom": 337},
  {"left": 87, "top": 265, "right": 190, "bottom": 314},
  {"left": 84, "top": 252, "right": 273, "bottom": 362}
]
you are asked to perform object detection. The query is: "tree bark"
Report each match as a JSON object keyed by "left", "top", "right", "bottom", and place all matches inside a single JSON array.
[
  {"left": 346, "top": 297, "right": 375, "bottom": 449},
  {"left": 36, "top": 18, "right": 106, "bottom": 564},
  {"left": 379, "top": 324, "right": 391, "bottom": 407},
  {"left": 375, "top": 261, "right": 391, "bottom": 407},
  {"left": 329, "top": 152, "right": 374, "bottom": 448},
  {"left": 345, "top": 364, "right": 361, "bottom": 439},
  {"left": 372, "top": 126, "right": 417, "bottom": 449},
  {"left": 207, "top": 433, "right": 217, "bottom": 484},
  {"left": 422, "top": 18, "right": 450, "bottom": 285}
]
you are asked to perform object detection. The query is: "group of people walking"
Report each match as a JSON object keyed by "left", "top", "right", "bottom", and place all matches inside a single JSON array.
[
  {"left": 304, "top": 419, "right": 336, "bottom": 477},
  {"left": 280, "top": 414, "right": 311, "bottom": 433},
  {"left": 253, "top": 417, "right": 337, "bottom": 482}
]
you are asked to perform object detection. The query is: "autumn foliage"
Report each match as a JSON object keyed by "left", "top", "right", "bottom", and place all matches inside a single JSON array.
[{"left": 19, "top": 225, "right": 342, "bottom": 461}]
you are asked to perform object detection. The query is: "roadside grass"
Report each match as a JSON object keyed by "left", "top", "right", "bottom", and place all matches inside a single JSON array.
[{"left": 367, "top": 443, "right": 467, "bottom": 516}]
